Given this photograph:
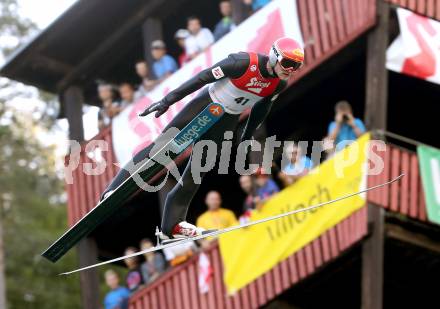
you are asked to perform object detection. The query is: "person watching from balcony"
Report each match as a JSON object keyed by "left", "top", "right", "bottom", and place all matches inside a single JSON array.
[
  {"left": 134, "top": 60, "right": 157, "bottom": 98},
  {"left": 185, "top": 16, "right": 214, "bottom": 60},
  {"left": 162, "top": 240, "right": 197, "bottom": 267},
  {"left": 239, "top": 175, "right": 256, "bottom": 212},
  {"left": 139, "top": 238, "right": 167, "bottom": 284},
  {"left": 118, "top": 82, "right": 136, "bottom": 109},
  {"left": 243, "top": 0, "right": 271, "bottom": 12},
  {"left": 278, "top": 143, "right": 313, "bottom": 187},
  {"left": 103, "top": 269, "right": 130, "bottom": 309},
  {"left": 238, "top": 175, "right": 257, "bottom": 224},
  {"left": 123, "top": 247, "right": 145, "bottom": 293},
  {"left": 196, "top": 191, "right": 237, "bottom": 230},
  {"left": 174, "top": 29, "right": 190, "bottom": 67},
  {"left": 327, "top": 100, "right": 366, "bottom": 151},
  {"left": 254, "top": 167, "right": 279, "bottom": 208},
  {"left": 322, "top": 135, "right": 336, "bottom": 161},
  {"left": 151, "top": 40, "right": 178, "bottom": 80},
  {"left": 213, "top": 0, "right": 236, "bottom": 41},
  {"left": 98, "top": 83, "right": 119, "bottom": 130},
  {"left": 196, "top": 191, "right": 237, "bottom": 249}
]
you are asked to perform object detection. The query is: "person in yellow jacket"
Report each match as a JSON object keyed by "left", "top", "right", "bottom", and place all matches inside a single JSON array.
[
  {"left": 196, "top": 191, "right": 237, "bottom": 231},
  {"left": 196, "top": 191, "right": 237, "bottom": 249}
]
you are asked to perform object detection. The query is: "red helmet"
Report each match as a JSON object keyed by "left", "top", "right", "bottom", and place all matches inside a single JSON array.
[{"left": 269, "top": 37, "right": 304, "bottom": 71}]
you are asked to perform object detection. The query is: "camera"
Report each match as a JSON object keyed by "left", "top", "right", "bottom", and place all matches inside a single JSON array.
[{"left": 342, "top": 114, "right": 350, "bottom": 122}]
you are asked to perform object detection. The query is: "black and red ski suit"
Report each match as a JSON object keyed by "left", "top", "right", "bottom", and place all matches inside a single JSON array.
[{"left": 102, "top": 52, "right": 287, "bottom": 236}]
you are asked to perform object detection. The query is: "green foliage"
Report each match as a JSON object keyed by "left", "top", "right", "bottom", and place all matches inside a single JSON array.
[
  {"left": 0, "top": 1, "right": 83, "bottom": 308},
  {"left": 0, "top": 104, "right": 82, "bottom": 309},
  {"left": 0, "top": 0, "right": 37, "bottom": 57}
]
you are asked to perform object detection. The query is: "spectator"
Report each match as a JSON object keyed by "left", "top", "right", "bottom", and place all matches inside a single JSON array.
[
  {"left": 98, "top": 83, "right": 119, "bottom": 130},
  {"left": 135, "top": 60, "right": 149, "bottom": 79},
  {"left": 322, "top": 135, "right": 336, "bottom": 161},
  {"left": 213, "top": 1, "right": 236, "bottom": 41},
  {"left": 278, "top": 143, "right": 314, "bottom": 186},
  {"left": 139, "top": 238, "right": 166, "bottom": 284},
  {"left": 174, "top": 29, "right": 190, "bottom": 67},
  {"left": 134, "top": 60, "right": 156, "bottom": 98},
  {"left": 162, "top": 241, "right": 197, "bottom": 266},
  {"left": 196, "top": 191, "right": 237, "bottom": 249},
  {"left": 118, "top": 82, "right": 135, "bottom": 109},
  {"left": 243, "top": 0, "right": 271, "bottom": 12},
  {"left": 185, "top": 16, "right": 214, "bottom": 60},
  {"left": 196, "top": 191, "right": 238, "bottom": 230},
  {"left": 238, "top": 175, "right": 257, "bottom": 224},
  {"left": 124, "top": 247, "right": 145, "bottom": 293},
  {"left": 103, "top": 269, "right": 130, "bottom": 309},
  {"left": 254, "top": 167, "right": 279, "bottom": 208},
  {"left": 239, "top": 175, "right": 256, "bottom": 211},
  {"left": 327, "top": 100, "right": 366, "bottom": 151},
  {"left": 151, "top": 40, "right": 178, "bottom": 79}
]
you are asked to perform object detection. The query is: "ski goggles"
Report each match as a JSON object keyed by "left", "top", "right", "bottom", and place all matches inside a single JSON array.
[{"left": 279, "top": 58, "right": 303, "bottom": 71}]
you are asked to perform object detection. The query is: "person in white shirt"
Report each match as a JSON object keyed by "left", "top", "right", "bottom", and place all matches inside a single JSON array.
[
  {"left": 162, "top": 241, "right": 197, "bottom": 266},
  {"left": 185, "top": 16, "right": 214, "bottom": 60}
]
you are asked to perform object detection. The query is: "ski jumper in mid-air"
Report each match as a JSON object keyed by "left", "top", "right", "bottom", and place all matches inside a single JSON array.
[{"left": 101, "top": 37, "right": 305, "bottom": 240}]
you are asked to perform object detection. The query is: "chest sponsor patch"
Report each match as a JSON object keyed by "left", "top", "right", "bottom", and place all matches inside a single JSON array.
[
  {"left": 245, "top": 77, "right": 271, "bottom": 94},
  {"left": 212, "top": 66, "right": 225, "bottom": 79}
]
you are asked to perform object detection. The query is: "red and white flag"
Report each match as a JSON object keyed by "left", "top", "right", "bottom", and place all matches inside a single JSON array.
[
  {"left": 387, "top": 8, "right": 440, "bottom": 84},
  {"left": 198, "top": 253, "right": 213, "bottom": 294}
]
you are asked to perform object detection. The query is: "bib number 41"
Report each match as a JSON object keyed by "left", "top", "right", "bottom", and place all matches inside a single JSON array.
[{"left": 234, "top": 97, "right": 250, "bottom": 106}]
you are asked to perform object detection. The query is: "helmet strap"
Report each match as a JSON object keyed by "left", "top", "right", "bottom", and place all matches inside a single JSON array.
[{"left": 266, "top": 60, "right": 278, "bottom": 78}]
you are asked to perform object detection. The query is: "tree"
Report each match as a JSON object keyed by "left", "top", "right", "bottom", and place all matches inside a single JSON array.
[
  {"left": 0, "top": 1, "right": 82, "bottom": 308},
  {"left": 0, "top": 105, "right": 82, "bottom": 308}
]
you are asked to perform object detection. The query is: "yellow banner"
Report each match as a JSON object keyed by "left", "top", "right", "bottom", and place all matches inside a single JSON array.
[{"left": 219, "top": 134, "right": 370, "bottom": 293}]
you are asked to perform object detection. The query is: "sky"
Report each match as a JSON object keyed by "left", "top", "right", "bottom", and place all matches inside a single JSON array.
[{"left": 18, "top": 0, "right": 78, "bottom": 28}]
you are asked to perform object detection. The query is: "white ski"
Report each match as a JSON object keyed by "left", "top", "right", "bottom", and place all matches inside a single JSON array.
[{"left": 60, "top": 173, "right": 404, "bottom": 275}]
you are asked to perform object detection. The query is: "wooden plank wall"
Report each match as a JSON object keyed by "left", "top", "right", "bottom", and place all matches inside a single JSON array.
[
  {"left": 294, "top": 0, "right": 376, "bottom": 81},
  {"left": 386, "top": 0, "right": 440, "bottom": 20},
  {"left": 129, "top": 207, "right": 367, "bottom": 309},
  {"left": 367, "top": 143, "right": 427, "bottom": 222},
  {"left": 65, "top": 126, "right": 117, "bottom": 225}
]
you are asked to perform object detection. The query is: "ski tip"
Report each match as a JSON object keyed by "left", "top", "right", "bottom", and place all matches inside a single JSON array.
[{"left": 394, "top": 173, "right": 405, "bottom": 181}]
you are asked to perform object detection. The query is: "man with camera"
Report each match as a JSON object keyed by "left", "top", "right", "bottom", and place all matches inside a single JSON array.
[{"left": 327, "top": 100, "right": 366, "bottom": 151}]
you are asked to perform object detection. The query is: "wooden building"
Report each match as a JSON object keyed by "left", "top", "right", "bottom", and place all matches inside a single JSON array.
[{"left": 1, "top": 0, "right": 440, "bottom": 308}]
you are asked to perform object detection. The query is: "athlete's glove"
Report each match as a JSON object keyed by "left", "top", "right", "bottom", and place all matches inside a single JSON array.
[{"left": 138, "top": 99, "right": 170, "bottom": 118}]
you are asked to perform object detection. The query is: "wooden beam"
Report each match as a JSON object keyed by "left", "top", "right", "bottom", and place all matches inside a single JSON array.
[
  {"left": 231, "top": 0, "right": 251, "bottom": 25},
  {"left": 56, "top": 0, "right": 169, "bottom": 91},
  {"left": 77, "top": 238, "right": 100, "bottom": 309},
  {"left": 362, "top": 205, "right": 385, "bottom": 309},
  {"left": 62, "top": 85, "right": 99, "bottom": 309},
  {"left": 363, "top": 1, "right": 389, "bottom": 130},
  {"left": 62, "top": 85, "right": 84, "bottom": 142},
  {"left": 386, "top": 223, "right": 440, "bottom": 254},
  {"left": 362, "top": 1, "right": 389, "bottom": 309},
  {"left": 32, "top": 54, "right": 73, "bottom": 75},
  {"left": 141, "top": 18, "right": 163, "bottom": 73}
]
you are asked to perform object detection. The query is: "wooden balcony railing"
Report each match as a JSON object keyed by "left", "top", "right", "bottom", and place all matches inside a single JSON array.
[
  {"left": 386, "top": 0, "right": 440, "bottom": 21},
  {"left": 128, "top": 207, "right": 367, "bottom": 309},
  {"left": 367, "top": 143, "right": 428, "bottom": 222},
  {"left": 127, "top": 141, "right": 434, "bottom": 309}
]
